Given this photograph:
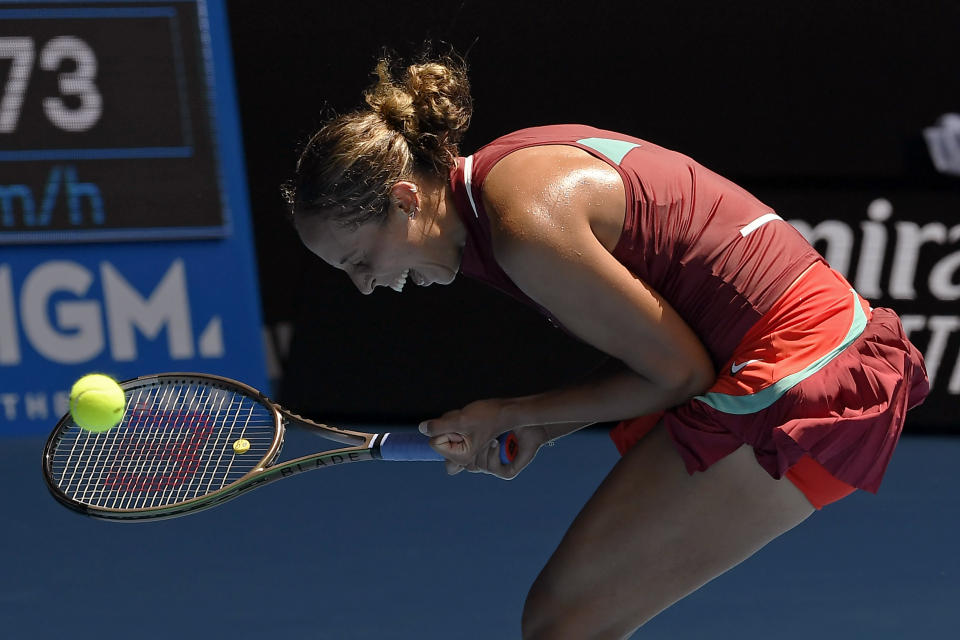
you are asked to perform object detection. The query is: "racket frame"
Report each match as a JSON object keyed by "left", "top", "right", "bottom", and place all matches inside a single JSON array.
[{"left": 42, "top": 373, "right": 395, "bottom": 522}]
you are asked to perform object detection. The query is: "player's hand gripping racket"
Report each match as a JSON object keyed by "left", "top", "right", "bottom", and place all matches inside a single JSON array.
[{"left": 42, "top": 373, "right": 519, "bottom": 522}]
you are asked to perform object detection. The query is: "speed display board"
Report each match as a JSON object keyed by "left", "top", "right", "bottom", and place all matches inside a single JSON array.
[
  {"left": 0, "top": 0, "right": 268, "bottom": 436},
  {"left": 0, "top": 0, "right": 228, "bottom": 242}
]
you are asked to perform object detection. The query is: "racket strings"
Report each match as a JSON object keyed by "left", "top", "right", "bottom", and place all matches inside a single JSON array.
[{"left": 49, "top": 380, "right": 277, "bottom": 511}]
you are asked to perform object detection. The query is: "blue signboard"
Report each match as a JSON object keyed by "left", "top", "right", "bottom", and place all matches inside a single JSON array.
[{"left": 0, "top": 0, "right": 268, "bottom": 434}]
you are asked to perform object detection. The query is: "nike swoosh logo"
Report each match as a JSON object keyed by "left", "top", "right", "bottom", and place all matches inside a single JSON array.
[{"left": 731, "top": 359, "right": 761, "bottom": 375}]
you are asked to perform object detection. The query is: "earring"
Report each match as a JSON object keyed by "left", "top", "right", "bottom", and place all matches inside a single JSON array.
[{"left": 408, "top": 206, "right": 418, "bottom": 220}]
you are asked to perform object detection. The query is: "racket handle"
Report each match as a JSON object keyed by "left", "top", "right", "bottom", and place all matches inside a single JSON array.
[
  {"left": 378, "top": 432, "right": 443, "bottom": 461},
  {"left": 379, "top": 431, "right": 519, "bottom": 464}
]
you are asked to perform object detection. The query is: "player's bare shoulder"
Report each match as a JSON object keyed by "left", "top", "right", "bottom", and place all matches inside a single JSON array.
[{"left": 480, "top": 144, "right": 626, "bottom": 252}]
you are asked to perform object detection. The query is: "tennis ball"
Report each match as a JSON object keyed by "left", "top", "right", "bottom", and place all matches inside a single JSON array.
[{"left": 69, "top": 374, "right": 126, "bottom": 432}]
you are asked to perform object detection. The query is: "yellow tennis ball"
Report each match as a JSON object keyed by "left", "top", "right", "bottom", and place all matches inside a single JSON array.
[{"left": 69, "top": 374, "right": 126, "bottom": 432}]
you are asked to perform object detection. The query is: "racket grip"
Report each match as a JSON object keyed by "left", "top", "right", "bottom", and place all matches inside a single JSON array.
[
  {"left": 379, "top": 431, "right": 520, "bottom": 464},
  {"left": 379, "top": 432, "right": 444, "bottom": 461}
]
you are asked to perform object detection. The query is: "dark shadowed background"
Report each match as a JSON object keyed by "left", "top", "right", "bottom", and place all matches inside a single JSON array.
[{"left": 225, "top": 0, "right": 960, "bottom": 430}]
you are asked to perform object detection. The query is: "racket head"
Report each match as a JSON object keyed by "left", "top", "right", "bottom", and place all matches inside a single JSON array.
[{"left": 43, "top": 373, "right": 283, "bottom": 521}]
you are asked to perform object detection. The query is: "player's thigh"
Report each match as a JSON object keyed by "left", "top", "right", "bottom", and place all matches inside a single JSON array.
[{"left": 522, "top": 424, "right": 815, "bottom": 639}]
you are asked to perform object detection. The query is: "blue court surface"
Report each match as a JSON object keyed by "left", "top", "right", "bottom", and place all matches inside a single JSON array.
[{"left": 3, "top": 430, "right": 957, "bottom": 639}]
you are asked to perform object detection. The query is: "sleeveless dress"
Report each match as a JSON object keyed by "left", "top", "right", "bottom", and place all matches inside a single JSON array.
[{"left": 448, "top": 124, "right": 928, "bottom": 493}]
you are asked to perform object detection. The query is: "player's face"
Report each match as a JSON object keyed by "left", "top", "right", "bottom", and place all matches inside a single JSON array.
[{"left": 297, "top": 202, "right": 463, "bottom": 295}]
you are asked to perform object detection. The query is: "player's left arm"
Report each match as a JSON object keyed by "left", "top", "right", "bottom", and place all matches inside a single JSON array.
[
  {"left": 421, "top": 150, "right": 716, "bottom": 468},
  {"left": 489, "top": 192, "right": 714, "bottom": 426}
]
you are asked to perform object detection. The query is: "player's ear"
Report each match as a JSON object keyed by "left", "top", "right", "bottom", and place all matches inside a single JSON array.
[{"left": 388, "top": 181, "right": 420, "bottom": 219}]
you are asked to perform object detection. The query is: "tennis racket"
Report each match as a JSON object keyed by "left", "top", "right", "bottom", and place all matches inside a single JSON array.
[{"left": 42, "top": 372, "right": 519, "bottom": 522}]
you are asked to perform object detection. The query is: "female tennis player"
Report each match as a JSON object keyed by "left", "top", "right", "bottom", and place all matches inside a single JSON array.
[{"left": 284, "top": 54, "right": 929, "bottom": 638}]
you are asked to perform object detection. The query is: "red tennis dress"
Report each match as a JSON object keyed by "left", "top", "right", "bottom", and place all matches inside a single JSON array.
[{"left": 448, "top": 124, "right": 928, "bottom": 500}]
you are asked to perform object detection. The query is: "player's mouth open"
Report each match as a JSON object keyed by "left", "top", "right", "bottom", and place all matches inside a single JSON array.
[
  {"left": 389, "top": 269, "right": 410, "bottom": 292},
  {"left": 389, "top": 269, "right": 431, "bottom": 292}
]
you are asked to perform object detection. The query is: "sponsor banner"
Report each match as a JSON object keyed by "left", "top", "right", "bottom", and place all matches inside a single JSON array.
[
  {"left": 0, "top": 0, "right": 267, "bottom": 435},
  {"left": 760, "top": 187, "right": 960, "bottom": 430},
  {"left": 0, "top": 245, "right": 267, "bottom": 434}
]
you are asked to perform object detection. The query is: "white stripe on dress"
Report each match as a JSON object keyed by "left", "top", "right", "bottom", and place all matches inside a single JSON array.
[
  {"left": 463, "top": 155, "right": 480, "bottom": 218},
  {"left": 740, "top": 212, "right": 784, "bottom": 237}
]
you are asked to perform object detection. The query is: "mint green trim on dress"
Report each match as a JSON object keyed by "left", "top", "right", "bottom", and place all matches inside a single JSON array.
[
  {"left": 576, "top": 137, "right": 641, "bottom": 164},
  {"left": 695, "top": 290, "right": 868, "bottom": 415}
]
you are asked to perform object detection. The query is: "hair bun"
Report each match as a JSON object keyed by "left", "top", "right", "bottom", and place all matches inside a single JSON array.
[
  {"left": 367, "top": 74, "right": 416, "bottom": 134},
  {"left": 285, "top": 51, "right": 474, "bottom": 229},
  {"left": 364, "top": 56, "right": 472, "bottom": 171}
]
